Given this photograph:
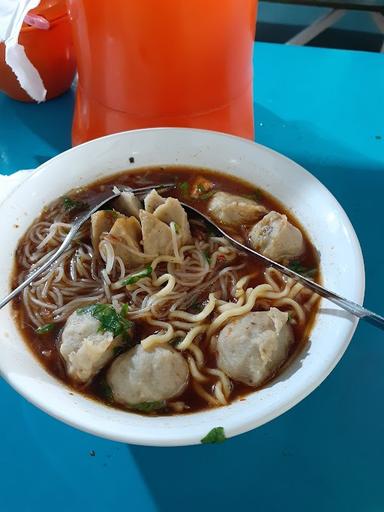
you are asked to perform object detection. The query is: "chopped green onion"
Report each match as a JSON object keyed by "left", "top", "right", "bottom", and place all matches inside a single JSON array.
[
  {"left": 122, "top": 266, "right": 153, "bottom": 286},
  {"left": 173, "top": 222, "right": 180, "bottom": 234},
  {"left": 35, "top": 323, "right": 55, "bottom": 334},
  {"left": 131, "top": 401, "right": 166, "bottom": 413},
  {"left": 201, "top": 426, "right": 226, "bottom": 444}
]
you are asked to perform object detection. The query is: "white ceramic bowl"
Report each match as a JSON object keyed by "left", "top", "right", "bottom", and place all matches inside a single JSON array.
[{"left": 0, "top": 128, "right": 364, "bottom": 446}]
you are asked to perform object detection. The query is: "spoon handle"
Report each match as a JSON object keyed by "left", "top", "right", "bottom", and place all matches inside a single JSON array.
[
  {"left": 260, "top": 256, "right": 384, "bottom": 328},
  {"left": 181, "top": 202, "right": 384, "bottom": 330}
]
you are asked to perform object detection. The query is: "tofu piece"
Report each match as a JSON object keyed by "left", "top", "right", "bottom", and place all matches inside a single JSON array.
[
  {"left": 109, "top": 216, "right": 148, "bottom": 267},
  {"left": 249, "top": 211, "right": 304, "bottom": 262},
  {"left": 113, "top": 191, "right": 142, "bottom": 219},
  {"left": 139, "top": 210, "right": 174, "bottom": 256},
  {"left": 144, "top": 189, "right": 166, "bottom": 213},
  {"left": 217, "top": 308, "right": 294, "bottom": 387},
  {"left": 208, "top": 191, "right": 266, "bottom": 226},
  {"left": 91, "top": 210, "right": 121, "bottom": 253},
  {"left": 153, "top": 197, "right": 192, "bottom": 245}
]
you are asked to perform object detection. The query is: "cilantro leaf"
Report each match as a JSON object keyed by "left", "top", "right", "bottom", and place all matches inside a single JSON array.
[
  {"left": 243, "top": 190, "right": 263, "bottom": 202},
  {"left": 77, "top": 304, "right": 133, "bottom": 340},
  {"left": 207, "top": 224, "right": 220, "bottom": 237},
  {"left": 102, "top": 208, "right": 119, "bottom": 219},
  {"left": 62, "top": 196, "right": 89, "bottom": 212},
  {"left": 170, "top": 337, "right": 183, "bottom": 347},
  {"left": 201, "top": 426, "right": 226, "bottom": 444},
  {"left": 189, "top": 302, "right": 204, "bottom": 313},
  {"left": 179, "top": 181, "right": 189, "bottom": 197},
  {"left": 131, "top": 401, "right": 166, "bottom": 413},
  {"left": 120, "top": 303, "right": 129, "bottom": 317},
  {"left": 35, "top": 323, "right": 55, "bottom": 334},
  {"left": 288, "top": 261, "right": 317, "bottom": 278},
  {"left": 122, "top": 266, "right": 153, "bottom": 286},
  {"left": 199, "top": 191, "right": 215, "bottom": 200},
  {"left": 98, "top": 379, "right": 113, "bottom": 403}
]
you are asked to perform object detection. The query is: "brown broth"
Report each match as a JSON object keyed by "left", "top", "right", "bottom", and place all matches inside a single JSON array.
[{"left": 12, "top": 166, "right": 320, "bottom": 415}]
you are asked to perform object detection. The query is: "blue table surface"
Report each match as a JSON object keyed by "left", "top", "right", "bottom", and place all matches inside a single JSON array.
[{"left": 1, "top": 42, "right": 383, "bottom": 512}]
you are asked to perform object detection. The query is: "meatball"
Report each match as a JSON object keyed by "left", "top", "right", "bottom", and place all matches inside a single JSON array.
[
  {"left": 208, "top": 191, "right": 266, "bottom": 226},
  {"left": 60, "top": 310, "right": 120, "bottom": 383},
  {"left": 249, "top": 211, "right": 304, "bottom": 262},
  {"left": 217, "top": 308, "right": 294, "bottom": 387},
  {"left": 107, "top": 344, "right": 189, "bottom": 406}
]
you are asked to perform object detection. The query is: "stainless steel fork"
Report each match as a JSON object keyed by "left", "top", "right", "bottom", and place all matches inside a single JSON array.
[{"left": 0, "top": 183, "right": 174, "bottom": 310}]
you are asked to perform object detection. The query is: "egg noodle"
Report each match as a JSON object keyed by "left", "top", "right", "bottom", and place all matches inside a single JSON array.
[{"left": 17, "top": 205, "right": 317, "bottom": 409}]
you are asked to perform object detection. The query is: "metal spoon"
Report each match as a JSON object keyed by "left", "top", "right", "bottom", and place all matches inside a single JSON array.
[
  {"left": 180, "top": 202, "right": 384, "bottom": 330},
  {"left": 2, "top": 185, "right": 382, "bottom": 330},
  {"left": 0, "top": 183, "right": 175, "bottom": 310}
]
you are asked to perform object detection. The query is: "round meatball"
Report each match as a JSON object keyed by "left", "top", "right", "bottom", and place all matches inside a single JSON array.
[
  {"left": 60, "top": 310, "right": 117, "bottom": 383},
  {"left": 107, "top": 344, "right": 189, "bottom": 406},
  {"left": 217, "top": 308, "right": 294, "bottom": 387}
]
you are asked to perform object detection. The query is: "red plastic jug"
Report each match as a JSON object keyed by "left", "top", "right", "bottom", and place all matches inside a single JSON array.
[
  {"left": 0, "top": 0, "right": 76, "bottom": 102},
  {"left": 67, "top": 0, "right": 257, "bottom": 145}
]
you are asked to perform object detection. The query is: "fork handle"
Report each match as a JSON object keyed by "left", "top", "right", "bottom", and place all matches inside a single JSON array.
[
  {"left": 0, "top": 183, "right": 176, "bottom": 312},
  {"left": 0, "top": 230, "right": 74, "bottom": 310}
]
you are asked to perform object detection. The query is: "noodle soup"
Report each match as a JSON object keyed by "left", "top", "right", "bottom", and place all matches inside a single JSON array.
[{"left": 12, "top": 167, "right": 320, "bottom": 415}]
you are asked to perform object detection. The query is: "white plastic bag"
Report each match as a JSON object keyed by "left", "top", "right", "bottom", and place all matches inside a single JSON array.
[{"left": 0, "top": 0, "right": 46, "bottom": 102}]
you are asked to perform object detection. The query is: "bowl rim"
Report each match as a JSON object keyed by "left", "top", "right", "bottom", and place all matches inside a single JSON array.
[{"left": 0, "top": 127, "right": 365, "bottom": 446}]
